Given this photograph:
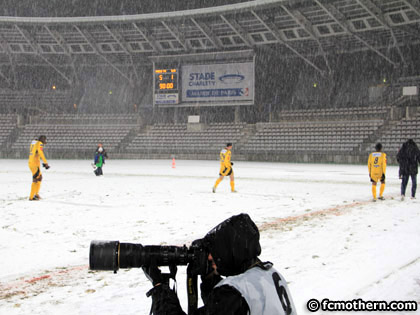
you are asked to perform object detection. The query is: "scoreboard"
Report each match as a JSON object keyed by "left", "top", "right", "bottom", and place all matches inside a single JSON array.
[
  {"left": 152, "top": 60, "right": 254, "bottom": 106},
  {"left": 154, "top": 68, "right": 179, "bottom": 105},
  {"left": 154, "top": 69, "right": 178, "bottom": 91}
]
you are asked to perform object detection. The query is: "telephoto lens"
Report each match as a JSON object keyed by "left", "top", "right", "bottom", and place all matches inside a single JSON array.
[
  {"left": 89, "top": 240, "right": 195, "bottom": 273},
  {"left": 89, "top": 240, "right": 120, "bottom": 272}
]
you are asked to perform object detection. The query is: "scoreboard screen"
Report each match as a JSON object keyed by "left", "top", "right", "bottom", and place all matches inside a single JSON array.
[{"left": 154, "top": 69, "right": 178, "bottom": 91}]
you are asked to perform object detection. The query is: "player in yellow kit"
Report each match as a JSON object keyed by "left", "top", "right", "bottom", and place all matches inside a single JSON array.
[
  {"left": 213, "top": 143, "right": 236, "bottom": 193},
  {"left": 28, "top": 135, "right": 50, "bottom": 201},
  {"left": 368, "top": 143, "right": 386, "bottom": 202}
]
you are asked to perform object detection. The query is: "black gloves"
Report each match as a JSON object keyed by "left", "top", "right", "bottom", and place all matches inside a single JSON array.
[
  {"left": 143, "top": 262, "right": 184, "bottom": 315},
  {"left": 143, "top": 262, "right": 178, "bottom": 285},
  {"left": 42, "top": 163, "right": 50, "bottom": 169},
  {"left": 381, "top": 174, "right": 385, "bottom": 181},
  {"left": 143, "top": 264, "right": 164, "bottom": 286},
  {"left": 200, "top": 272, "right": 222, "bottom": 304},
  {"left": 230, "top": 162, "right": 234, "bottom": 166},
  {"left": 146, "top": 284, "right": 185, "bottom": 315}
]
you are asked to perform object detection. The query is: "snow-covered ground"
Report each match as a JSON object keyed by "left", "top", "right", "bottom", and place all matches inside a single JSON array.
[{"left": 0, "top": 159, "right": 419, "bottom": 315}]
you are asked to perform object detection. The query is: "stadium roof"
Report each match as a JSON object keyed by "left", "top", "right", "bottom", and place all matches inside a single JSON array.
[
  {"left": 0, "top": 0, "right": 251, "bottom": 18},
  {"left": 0, "top": 0, "right": 419, "bottom": 85}
]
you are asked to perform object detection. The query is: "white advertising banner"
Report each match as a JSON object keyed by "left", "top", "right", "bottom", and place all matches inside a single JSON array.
[
  {"left": 402, "top": 86, "right": 418, "bottom": 96},
  {"left": 154, "top": 93, "right": 179, "bottom": 105},
  {"left": 181, "top": 62, "right": 254, "bottom": 103}
]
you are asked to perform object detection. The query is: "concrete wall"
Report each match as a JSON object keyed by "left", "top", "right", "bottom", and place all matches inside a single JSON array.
[{"left": 3, "top": 149, "right": 399, "bottom": 165}]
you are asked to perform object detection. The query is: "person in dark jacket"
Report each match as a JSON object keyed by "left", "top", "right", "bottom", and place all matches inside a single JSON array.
[
  {"left": 397, "top": 139, "right": 420, "bottom": 200},
  {"left": 94, "top": 146, "right": 105, "bottom": 176},
  {"left": 143, "top": 213, "right": 296, "bottom": 315}
]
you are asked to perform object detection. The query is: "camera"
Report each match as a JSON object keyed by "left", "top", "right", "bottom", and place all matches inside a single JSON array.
[
  {"left": 89, "top": 240, "right": 208, "bottom": 275},
  {"left": 89, "top": 239, "right": 210, "bottom": 313}
]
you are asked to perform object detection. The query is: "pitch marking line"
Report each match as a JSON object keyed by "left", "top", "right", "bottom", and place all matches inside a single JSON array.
[{"left": 259, "top": 196, "right": 398, "bottom": 232}]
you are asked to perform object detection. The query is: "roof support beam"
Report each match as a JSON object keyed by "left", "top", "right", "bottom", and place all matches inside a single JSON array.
[
  {"left": 15, "top": 25, "right": 73, "bottom": 85},
  {"left": 131, "top": 23, "right": 161, "bottom": 53},
  {"left": 401, "top": 0, "right": 420, "bottom": 16},
  {"left": 251, "top": 10, "right": 325, "bottom": 75},
  {"left": 280, "top": 5, "right": 332, "bottom": 73},
  {"left": 354, "top": 0, "right": 388, "bottom": 26},
  {"left": 73, "top": 25, "right": 133, "bottom": 86},
  {"left": 190, "top": 18, "right": 222, "bottom": 49},
  {"left": 43, "top": 26, "right": 71, "bottom": 55},
  {"left": 0, "top": 66, "right": 11, "bottom": 85},
  {"left": 390, "top": 31, "right": 408, "bottom": 67},
  {"left": 220, "top": 15, "right": 253, "bottom": 47},
  {"left": 0, "top": 37, "right": 14, "bottom": 87},
  {"left": 103, "top": 24, "right": 140, "bottom": 82},
  {"left": 354, "top": 0, "right": 407, "bottom": 67},
  {"left": 314, "top": 0, "right": 397, "bottom": 67},
  {"left": 4, "top": 37, "right": 420, "bottom": 66},
  {"left": 43, "top": 25, "right": 80, "bottom": 83},
  {"left": 161, "top": 21, "right": 189, "bottom": 51},
  {"left": 103, "top": 25, "right": 130, "bottom": 54}
]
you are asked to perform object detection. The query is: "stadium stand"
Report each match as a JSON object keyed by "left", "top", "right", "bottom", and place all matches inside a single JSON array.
[
  {"left": 30, "top": 113, "right": 138, "bottom": 125},
  {"left": 0, "top": 89, "right": 71, "bottom": 114},
  {"left": 0, "top": 0, "right": 418, "bottom": 164},
  {"left": 276, "top": 106, "right": 389, "bottom": 121},
  {"left": 0, "top": 114, "right": 17, "bottom": 146},
  {"left": 372, "top": 112, "right": 420, "bottom": 155},
  {"left": 12, "top": 123, "right": 136, "bottom": 152},
  {"left": 126, "top": 122, "right": 246, "bottom": 153},
  {"left": 1, "top": 106, "right": 418, "bottom": 162},
  {"left": 241, "top": 120, "right": 384, "bottom": 153}
]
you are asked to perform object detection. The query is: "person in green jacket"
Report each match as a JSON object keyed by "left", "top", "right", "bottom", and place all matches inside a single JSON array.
[{"left": 94, "top": 146, "right": 105, "bottom": 176}]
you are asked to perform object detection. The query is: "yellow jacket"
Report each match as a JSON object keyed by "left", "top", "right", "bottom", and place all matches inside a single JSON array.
[
  {"left": 219, "top": 148, "right": 232, "bottom": 175},
  {"left": 368, "top": 151, "right": 386, "bottom": 178},
  {"left": 28, "top": 140, "right": 48, "bottom": 168}
]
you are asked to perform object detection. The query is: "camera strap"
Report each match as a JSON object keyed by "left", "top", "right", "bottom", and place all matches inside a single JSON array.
[{"left": 187, "top": 264, "right": 198, "bottom": 315}]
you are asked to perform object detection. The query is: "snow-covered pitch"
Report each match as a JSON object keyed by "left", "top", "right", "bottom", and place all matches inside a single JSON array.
[{"left": 1, "top": 159, "right": 419, "bottom": 314}]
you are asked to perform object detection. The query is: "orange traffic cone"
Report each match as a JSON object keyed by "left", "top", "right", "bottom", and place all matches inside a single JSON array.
[{"left": 172, "top": 157, "right": 176, "bottom": 168}]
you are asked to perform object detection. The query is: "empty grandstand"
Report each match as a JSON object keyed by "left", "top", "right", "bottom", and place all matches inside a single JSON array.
[
  {"left": 0, "top": 114, "right": 17, "bottom": 147},
  {"left": 373, "top": 111, "right": 420, "bottom": 155},
  {"left": 126, "top": 122, "right": 247, "bottom": 155},
  {"left": 242, "top": 120, "right": 383, "bottom": 153},
  {"left": 0, "top": 89, "right": 72, "bottom": 115},
  {"left": 10, "top": 114, "right": 138, "bottom": 158}
]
